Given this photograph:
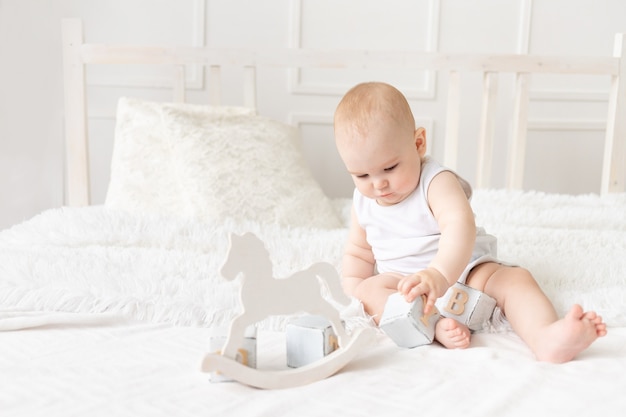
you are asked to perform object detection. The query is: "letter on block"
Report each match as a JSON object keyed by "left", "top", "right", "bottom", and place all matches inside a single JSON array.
[
  {"left": 208, "top": 326, "right": 257, "bottom": 382},
  {"left": 286, "top": 315, "right": 341, "bottom": 368},
  {"left": 379, "top": 293, "right": 440, "bottom": 348},
  {"left": 435, "top": 282, "right": 496, "bottom": 331}
]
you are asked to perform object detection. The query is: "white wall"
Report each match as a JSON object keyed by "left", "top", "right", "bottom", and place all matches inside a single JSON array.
[{"left": 1, "top": 0, "right": 625, "bottom": 230}]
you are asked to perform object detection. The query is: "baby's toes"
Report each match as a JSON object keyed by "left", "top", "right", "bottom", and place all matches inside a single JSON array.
[{"left": 454, "top": 335, "right": 470, "bottom": 348}]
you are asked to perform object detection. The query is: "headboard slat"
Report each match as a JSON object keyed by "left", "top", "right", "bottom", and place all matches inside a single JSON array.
[
  {"left": 173, "top": 65, "right": 186, "bottom": 103},
  {"left": 506, "top": 73, "right": 531, "bottom": 190},
  {"left": 475, "top": 72, "right": 499, "bottom": 189},
  {"left": 243, "top": 66, "right": 257, "bottom": 109},
  {"left": 209, "top": 65, "right": 222, "bottom": 106},
  {"left": 443, "top": 71, "right": 460, "bottom": 170},
  {"left": 602, "top": 33, "right": 626, "bottom": 194},
  {"left": 62, "top": 19, "right": 90, "bottom": 206}
]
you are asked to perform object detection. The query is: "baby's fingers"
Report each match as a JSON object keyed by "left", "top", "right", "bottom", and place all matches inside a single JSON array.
[
  {"left": 397, "top": 276, "right": 415, "bottom": 295},
  {"left": 405, "top": 280, "right": 429, "bottom": 303},
  {"left": 422, "top": 292, "right": 438, "bottom": 315}
]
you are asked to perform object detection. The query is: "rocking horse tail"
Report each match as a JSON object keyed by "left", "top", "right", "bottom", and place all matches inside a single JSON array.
[{"left": 309, "top": 262, "right": 351, "bottom": 306}]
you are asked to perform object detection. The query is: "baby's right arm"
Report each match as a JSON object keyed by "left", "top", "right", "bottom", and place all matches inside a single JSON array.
[
  {"left": 340, "top": 206, "right": 375, "bottom": 296},
  {"left": 341, "top": 207, "right": 405, "bottom": 321}
]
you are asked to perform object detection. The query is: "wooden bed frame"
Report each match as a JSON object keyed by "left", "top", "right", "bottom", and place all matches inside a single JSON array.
[{"left": 62, "top": 18, "right": 626, "bottom": 206}]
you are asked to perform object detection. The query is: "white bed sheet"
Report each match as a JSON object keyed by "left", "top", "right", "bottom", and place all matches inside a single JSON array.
[{"left": 2, "top": 317, "right": 625, "bottom": 417}]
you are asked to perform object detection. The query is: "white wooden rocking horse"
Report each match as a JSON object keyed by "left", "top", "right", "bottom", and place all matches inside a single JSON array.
[{"left": 201, "top": 232, "right": 375, "bottom": 389}]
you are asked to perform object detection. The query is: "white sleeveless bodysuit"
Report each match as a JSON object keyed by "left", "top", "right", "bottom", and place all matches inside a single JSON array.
[{"left": 352, "top": 157, "right": 498, "bottom": 283}]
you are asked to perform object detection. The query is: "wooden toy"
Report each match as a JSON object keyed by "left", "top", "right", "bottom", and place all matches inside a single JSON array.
[
  {"left": 201, "top": 232, "right": 376, "bottom": 389},
  {"left": 286, "top": 315, "right": 341, "bottom": 368},
  {"left": 379, "top": 292, "right": 441, "bottom": 348},
  {"left": 435, "top": 282, "right": 496, "bottom": 331}
]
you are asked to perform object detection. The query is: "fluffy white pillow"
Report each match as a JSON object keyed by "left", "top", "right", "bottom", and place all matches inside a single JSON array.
[
  {"left": 106, "top": 97, "right": 256, "bottom": 216},
  {"left": 161, "top": 104, "right": 342, "bottom": 228},
  {"left": 106, "top": 97, "right": 342, "bottom": 229}
]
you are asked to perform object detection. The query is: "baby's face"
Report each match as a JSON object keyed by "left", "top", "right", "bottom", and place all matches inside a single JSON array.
[{"left": 336, "top": 122, "right": 425, "bottom": 206}]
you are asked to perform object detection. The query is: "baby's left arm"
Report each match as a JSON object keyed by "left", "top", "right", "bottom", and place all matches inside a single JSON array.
[
  {"left": 398, "top": 171, "right": 476, "bottom": 312},
  {"left": 426, "top": 171, "right": 477, "bottom": 285}
]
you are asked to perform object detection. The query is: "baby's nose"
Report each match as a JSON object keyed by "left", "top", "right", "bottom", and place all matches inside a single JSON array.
[{"left": 374, "top": 178, "right": 388, "bottom": 190}]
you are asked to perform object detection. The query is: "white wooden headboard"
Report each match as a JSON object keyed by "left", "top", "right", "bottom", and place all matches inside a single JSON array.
[{"left": 62, "top": 18, "right": 626, "bottom": 206}]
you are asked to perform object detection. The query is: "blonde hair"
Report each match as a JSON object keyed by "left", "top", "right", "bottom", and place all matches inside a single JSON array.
[{"left": 334, "top": 82, "right": 415, "bottom": 139}]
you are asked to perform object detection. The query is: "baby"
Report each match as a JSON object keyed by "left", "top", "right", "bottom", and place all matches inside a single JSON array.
[{"left": 333, "top": 81, "right": 607, "bottom": 363}]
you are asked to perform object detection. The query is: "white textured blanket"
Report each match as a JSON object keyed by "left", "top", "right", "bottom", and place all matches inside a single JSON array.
[{"left": 0, "top": 190, "right": 625, "bottom": 329}]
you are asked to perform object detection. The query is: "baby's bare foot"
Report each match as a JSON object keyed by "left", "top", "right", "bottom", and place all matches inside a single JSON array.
[
  {"left": 435, "top": 317, "right": 471, "bottom": 349},
  {"left": 533, "top": 304, "right": 607, "bottom": 363}
]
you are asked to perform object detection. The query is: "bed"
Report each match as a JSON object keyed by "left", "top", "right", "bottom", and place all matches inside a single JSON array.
[{"left": 1, "top": 18, "right": 626, "bottom": 416}]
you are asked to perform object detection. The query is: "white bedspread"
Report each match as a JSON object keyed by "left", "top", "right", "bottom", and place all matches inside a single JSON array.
[
  {"left": 2, "top": 320, "right": 625, "bottom": 417},
  {"left": 1, "top": 189, "right": 625, "bottom": 416},
  {"left": 1, "top": 190, "right": 624, "bottom": 327}
]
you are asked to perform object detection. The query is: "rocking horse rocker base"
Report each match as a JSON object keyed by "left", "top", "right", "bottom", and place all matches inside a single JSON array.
[
  {"left": 201, "top": 232, "right": 375, "bottom": 389},
  {"left": 201, "top": 327, "right": 375, "bottom": 389}
]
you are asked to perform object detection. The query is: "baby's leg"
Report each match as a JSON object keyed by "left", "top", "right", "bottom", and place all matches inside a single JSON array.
[
  {"left": 466, "top": 263, "right": 607, "bottom": 363},
  {"left": 434, "top": 318, "right": 471, "bottom": 349}
]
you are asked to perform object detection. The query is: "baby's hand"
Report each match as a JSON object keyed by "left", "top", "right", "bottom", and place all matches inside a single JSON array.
[{"left": 397, "top": 268, "right": 449, "bottom": 314}]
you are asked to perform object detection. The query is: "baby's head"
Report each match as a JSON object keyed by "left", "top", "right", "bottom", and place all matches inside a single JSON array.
[
  {"left": 334, "top": 82, "right": 427, "bottom": 205},
  {"left": 334, "top": 81, "right": 416, "bottom": 146}
]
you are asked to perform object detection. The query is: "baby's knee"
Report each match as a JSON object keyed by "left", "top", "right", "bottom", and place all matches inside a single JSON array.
[
  {"left": 487, "top": 266, "right": 543, "bottom": 298},
  {"left": 507, "top": 266, "right": 536, "bottom": 283},
  {"left": 479, "top": 264, "right": 534, "bottom": 284}
]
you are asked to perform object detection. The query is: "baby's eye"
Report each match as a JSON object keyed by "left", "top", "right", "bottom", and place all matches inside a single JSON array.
[
  {"left": 355, "top": 173, "right": 369, "bottom": 179},
  {"left": 384, "top": 164, "right": 398, "bottom": 172}
]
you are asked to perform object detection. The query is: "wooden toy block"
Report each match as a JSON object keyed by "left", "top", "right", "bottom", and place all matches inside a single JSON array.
[
  {"left": 208, "top": 326, "right": 257, "bottom": 382},
  {"left": 286, "top": 315, "right": 341, "bottom": 368},
  {"left": 379, "top": 292, "right": 441, "bottom": 348},
  {"left": 435, "top": 282, "right": 496, "bottom": 331}
]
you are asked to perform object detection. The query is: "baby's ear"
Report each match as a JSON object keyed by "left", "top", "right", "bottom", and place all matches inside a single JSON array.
[{"left": 415, "top": 127, "right": 427, "bottom": 156}]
